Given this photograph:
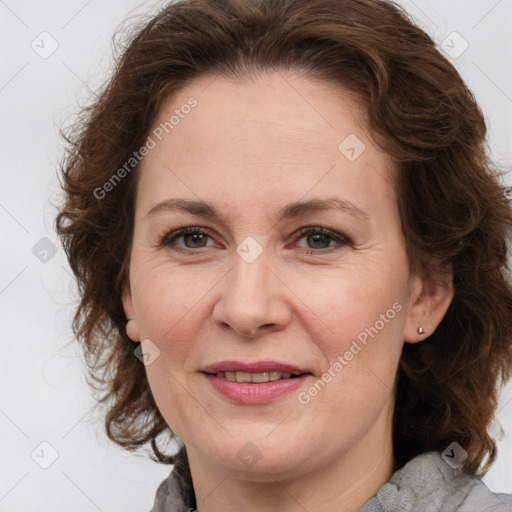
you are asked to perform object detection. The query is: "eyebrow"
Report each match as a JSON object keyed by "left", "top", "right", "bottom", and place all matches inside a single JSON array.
[{"left": 145, "top": 197, "right": 369, "bottom": 223}]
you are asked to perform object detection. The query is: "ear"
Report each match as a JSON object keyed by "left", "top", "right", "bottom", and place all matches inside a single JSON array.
[
  {"left": 403, "top": 264, "right": 454, "bottom": 344},
  {"left": 121, "top": 282, "right": 141, "bottom": 343}
]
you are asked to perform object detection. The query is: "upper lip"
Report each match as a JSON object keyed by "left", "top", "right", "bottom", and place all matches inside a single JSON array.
[{"left": 202, "top": 360, "right": 311, "bottom": 375}]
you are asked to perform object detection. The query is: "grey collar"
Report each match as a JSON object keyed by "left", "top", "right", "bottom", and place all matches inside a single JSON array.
[{"left": 150, "top": 451, "right": 512, "bottom": 512}]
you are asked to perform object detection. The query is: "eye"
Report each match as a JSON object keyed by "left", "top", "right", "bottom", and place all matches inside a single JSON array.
[
  {"left": 160, "top": 227, "right": 215, "bottom": 252},
  {"left": 159, "top": 226, "right": 350, "bottom": 255},
  {"left": 291, "top": 227, "right": 350, "bottom": 255}
]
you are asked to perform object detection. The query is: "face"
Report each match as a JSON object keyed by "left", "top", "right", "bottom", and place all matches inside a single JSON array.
[{"left": 122, "top": 71, "right": 432, "bottom": 479}]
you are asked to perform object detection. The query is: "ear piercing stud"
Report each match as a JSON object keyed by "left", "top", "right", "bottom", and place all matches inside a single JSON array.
[{"left": 417, "top": 324, "right": 425, "bottom": 335}]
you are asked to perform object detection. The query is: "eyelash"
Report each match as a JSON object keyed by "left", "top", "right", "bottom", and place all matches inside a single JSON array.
[{"left": 158, "top": 226, "right": 351, "bottom": 256}]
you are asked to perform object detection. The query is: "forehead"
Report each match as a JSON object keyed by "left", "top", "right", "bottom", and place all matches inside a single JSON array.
[{"left": 136, "top": 71, "right": 396, "bottom": 217}]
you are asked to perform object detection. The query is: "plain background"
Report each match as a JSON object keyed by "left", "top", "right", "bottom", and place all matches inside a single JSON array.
[{"left": 1, "top": 0, "right": 511, "bottom": 510}]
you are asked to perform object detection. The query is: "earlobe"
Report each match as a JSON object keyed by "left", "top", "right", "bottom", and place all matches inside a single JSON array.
[
  {"left": 126, "top": 319, "right": 141, "bottom": 342},
  {"left": 404, "top": 267, "right": 454, "bottom": 344},
  {"left": 121, "top": 284, "right": 140, "bottom": 342}
]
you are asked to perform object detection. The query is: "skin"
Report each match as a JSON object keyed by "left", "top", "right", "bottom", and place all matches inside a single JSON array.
[{"left": 122, "top": 71, "right": 453, "bottom": 512}]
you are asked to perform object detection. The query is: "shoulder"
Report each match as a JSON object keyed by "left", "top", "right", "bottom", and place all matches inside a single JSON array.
[
  {"left": 454, "top": 476, "right": 512, "bottom": 512},
  {"left": 361, "top": 451, "right": 512, "bottom": 512}
]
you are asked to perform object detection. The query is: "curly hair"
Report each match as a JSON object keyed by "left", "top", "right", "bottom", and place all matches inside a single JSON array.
[{"left": 55, "top": 0, "right": 512, "bottom": 481}]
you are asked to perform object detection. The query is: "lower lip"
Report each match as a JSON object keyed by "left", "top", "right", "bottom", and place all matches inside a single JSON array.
[{"left": 203, "top": 373, "right": 309, "bottom": 404}]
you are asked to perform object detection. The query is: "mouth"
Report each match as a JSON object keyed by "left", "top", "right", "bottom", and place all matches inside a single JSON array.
[
  {"left": 207, "top": 370, "right": 306, "bottom": 383},
  {"left": 201, "top": 360, "right": 313, "bottom": 404},
  {"left": 201, "top": 360, "right": 313, "bottom": 380}
]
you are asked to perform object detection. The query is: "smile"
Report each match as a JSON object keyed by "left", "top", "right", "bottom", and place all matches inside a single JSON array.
[
  {"left": 201, "top": 360, "right": 312, "bottom": 404},
  {"left": 203, "top": 373, "right": 310, "bottom": 404},
  {"left": 213, "top": 371, "right": 299, "bottom": 383}
]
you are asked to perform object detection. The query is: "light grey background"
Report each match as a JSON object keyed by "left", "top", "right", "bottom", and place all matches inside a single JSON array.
[{"left": 1, "top": 0, "right": 511, "bottom": 510}]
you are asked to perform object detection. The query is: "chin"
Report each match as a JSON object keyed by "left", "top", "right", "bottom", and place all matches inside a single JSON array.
[{"left": 198, "top": 432, "right": 313, "bottom": 477}]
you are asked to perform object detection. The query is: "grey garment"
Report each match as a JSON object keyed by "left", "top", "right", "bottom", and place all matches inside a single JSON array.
[
  {"left": 150, "top": 451, "right": 512, "bottom": 512},
  {"left": 360, "top": 452, "right": 512, "bottom": 512},
  {"left": 150, "top": 468, "right": 190, "bottom": 512}
]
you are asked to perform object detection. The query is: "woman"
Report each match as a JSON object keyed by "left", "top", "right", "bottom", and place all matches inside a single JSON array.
[{"left": 56, "top": 0, "right": 512, "bottom": 510}]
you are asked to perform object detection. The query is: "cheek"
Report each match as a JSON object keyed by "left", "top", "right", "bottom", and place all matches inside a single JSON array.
[
  {"left": 297, "top": 270, "right": 406, "bottom": 408},
  {"left": 131, "top": 263, "right": 216, "bottom": 356},
  {"left": 131, "top": 252, "right": 407, "bottom": 448},
  {"left": 132, "top": 266, "right": 210, "bottom": 437},
  {"left": 132, "top": 250, "right": 407, "bottom": 361},
  {"left": 291, "top": 263, "right": 406, "bottom": 352}
]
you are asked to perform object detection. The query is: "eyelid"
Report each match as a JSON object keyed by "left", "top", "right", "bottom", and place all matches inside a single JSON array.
[
  {"left": 292, "top": 226, "right": 350, "bottom": 244},
  {"left": 158, "top": 225, "right": 351, "bottom": 253},
  {"left": 158, "top": 226, "right": 214, "bottom": 249}
]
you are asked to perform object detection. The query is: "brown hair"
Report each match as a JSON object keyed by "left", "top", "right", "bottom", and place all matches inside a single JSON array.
[{"left": 55, "top": 0, "right": 512, "bottom": 482}]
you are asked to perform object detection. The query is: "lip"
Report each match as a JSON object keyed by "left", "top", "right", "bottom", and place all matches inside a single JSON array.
[
  {"left": 203, "top": 373, "right": 310, "bottom": 404},
  {"left": 202, "top": 360, "right": 310, "bottom": 375},
  {"left": 201, "top": 360, "right": 312, "bottom": 404}
]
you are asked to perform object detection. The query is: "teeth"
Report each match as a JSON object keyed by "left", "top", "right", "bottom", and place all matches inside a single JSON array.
[
  {"left": 236, "top": 372, "right": 252, "bottom": 383},
  {"left": 215, "top": 371, "right": 294, "bottom": 382},
  {"left": 252, "top": 372, "right": 271, "bottom": 383}
]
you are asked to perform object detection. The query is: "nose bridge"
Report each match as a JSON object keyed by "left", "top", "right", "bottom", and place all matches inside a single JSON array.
[
  {"left": 228, "top": 245, "right": 275, "bottom": 309},
  {"left": 232, "top": 246, "right": 271, "bottom": 295},
  {"left": 228, "top": 230, "right": 274, "bottom": 292},
  {"left": 213, "top": 244, "right": 291, "bottom": 336}
]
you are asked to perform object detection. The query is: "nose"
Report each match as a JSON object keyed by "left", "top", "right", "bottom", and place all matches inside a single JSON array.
[{"left": 212, "top": 251, "right": 292, "bottom": 338}]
